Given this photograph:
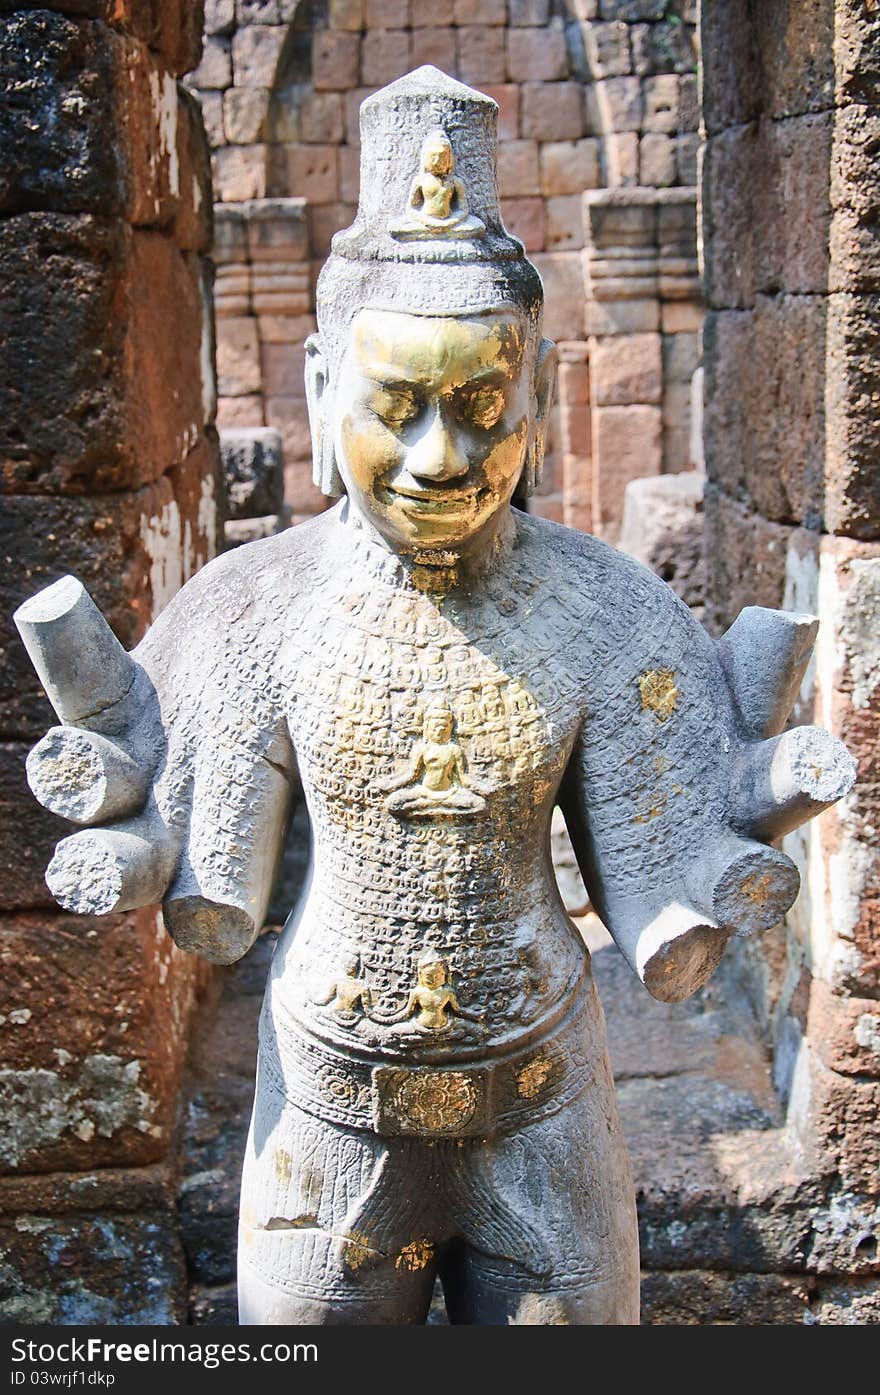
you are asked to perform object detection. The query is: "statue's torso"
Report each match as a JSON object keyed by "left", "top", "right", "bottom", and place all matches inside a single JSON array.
[{"left": 271, "top": 514, "right": 589, "bottom": 1063}]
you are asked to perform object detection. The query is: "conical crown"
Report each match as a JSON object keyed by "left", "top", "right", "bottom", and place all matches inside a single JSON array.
[{"left": 316, "top": 67, "right": 544, "bottom": 368}]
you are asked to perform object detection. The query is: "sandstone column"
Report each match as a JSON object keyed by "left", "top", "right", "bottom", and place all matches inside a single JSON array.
[{"left": 0, "top": 1, "right": 221, "bottom": 1322}]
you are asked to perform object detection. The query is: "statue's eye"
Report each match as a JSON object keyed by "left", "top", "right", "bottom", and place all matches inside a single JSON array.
[
  {"left": 459, "top": 385, "right": 506, "bottom": 431},
  {"left": 370, "top": 386, "right": 419, "bottom": 429}
]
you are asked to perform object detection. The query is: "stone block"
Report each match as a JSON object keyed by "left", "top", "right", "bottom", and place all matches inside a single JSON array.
[
  {"left": 0, "top": 443, "right": 221, "bottom": 740},
  {"left": 660, "top": 301, "right": 702, "bottom": 333},
  {"left": 257, "top": 313, "right": 316, "bottom": 345},
  {"left": 0, "top": 744, "right": 66, "bottom": 909},
  {"left": 284, "top": 145, "right": 339, "bottom": 204},
  {"left": 640, "top": 132, "right": 676, "bottom": 186},
  {"left": 411, "top": 0, "right": 453, "bottom": 22},
  {"left": 361, "top": 29, "right": 413, "bottom": 86},
  {"left": 825, "top": 293, "right": 880, "bottom": 539},
  {"left": 500, "top": 198, "right": 545, "bottom": 253},
  {"left": 0, "top": 1197, "right": 188, "bottom": 1324},
  {"left": 206, "top": 0, "right": 235, "bottom": 33},
  {"left": 642, "top": 74, "right": 679, "bottom": 132},
  {"left": 509, "top": 0, "right": 550, "bottom": 22},
  {"left": 700, "top": 0, "right": 760, "bottom": 135},
  {"left": 236, "top": 0, "right": 282, "bottom": 20},
  {"left": 339, "top": 145, "right": 361, "bottom": 203},
  {"left": 329, "top": 0, "right": 365, "bottom": 28},
  {"left": 558, "top": 351, "right": 590, "bottom": 406},
  {"left": 598, "top": 0, "right": 666, "bottom": 15},
  {"left": 702, "top": 297, "right": 826, "bottom": 529},
  {"left": 0, "top": 15, "right": 209, "bottom": 234},
  {"left": 539, "top": 138, "right": 600, "bottom": 196},
  {"left": 506, "top": 24, "right": 568, "bottom": 83},
  {"left": 222, "top": 87, "right": 270, "bottom": 143},
  {"left": 662, "top": 329, "right": 700, "bottom": 383},
  {"left": 231, "top": 24, "right": 286, "bottom": 87},
  {"left": 453, "top": 0, "right": 505, "bottom": 21},
  {"left": 546, "top": 194, "right": 584, "bottom": 250},
  {"left": 497, "top": 139, "right": 539, "bottom": 197},
  {"left": 212, "top": 142, "right": 268, "bottom": 199},
  {"left": 344, "top": 86, "right": 373, "bottom": 145},
  {"left": 584, "top": 297, "right": 660, "bottom": 336},
  {"left": 198, "top": 90, "right": 225, "bottom": 148},
  {"left": 592, "top": 332, "right": 661, "bottom": 406},
  {"left": 312, "top": 29, "right": 360, "bottom": 91},
  {"left": 267, "top": 398, "right": 315, "bottom": 467},
  {"left": 521, "top": 82, "right": 585, "bottom": 141},
  {"left": 0, "top": 216, "right": 210, "bottom": 496},
  {"left": 0, "top": 907, "right": 202, "bottom": 1175},
  {"left": 641, "top": 1269, "right": 811, "bottom": 1325},
  {"left": 216, "top": 395, "right": 264, "bottom": 429},
  {"left": 582, "top": 21, "right": 631, "bottom": 79},
  {"left": 602, "top": 131, "right": 638, "bottom": 186},
  {"left": 412, "top": 26, "right": 456, "bottom": 72},
  {"left": 262, "top": 340, "right": 310, "bottom": 397},
  {"left": 366, "top": 0, "right": 409, "bottom": 24},
  {"left": 456, "top": 27, "right": 506, "bottom": 86},
  {"left": 299, "top": 90, "right": 345, "bottom": 144},
  {"left": 245, "top": 197, "right": 309, "bottom": 262},
  {"left": 619, "top": 471, "right": 704, "bottom": 612},
  {"left": 630, "top": 18, "right": 695, "bottom": 76},
  {"left": 662, "top": 379, "right": 690, "bottom": 433},
  {"left": 807, "top": 1279, "right": 880, "bottom": 1325},
  {"left": 702, "top": 485, "right": 791, "bottom": 632},
  {"left": 586, "top": 77, "right": 642, "bottom": 133},
  {"left": 216, "top": 316, "right": 262, "bottom": 397},
  {"left": 189, "top": 33, "right": 233, "bottom": 89},
  {"left": 481, "top": 85, "right": 519, "bottom": 141},
  {"left": 808, "top": 980, "right": 880, "bottom": 1080},
  {"left": 593, "top": 404, "right": 661, "bottom": 537},
  {"left": 220, "top": 427, "right": 284, "bottom": 520},
  {"left": 531, "top": 251, "right": 586, "bottom": 341},
  {"left": 308, "top": 201, "right": 355, "bottom": 257}
]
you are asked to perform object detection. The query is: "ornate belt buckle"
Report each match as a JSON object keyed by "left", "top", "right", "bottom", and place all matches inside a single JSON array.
[{"left": 372, "top": 1065, "right": 491, "bottom": 1138}]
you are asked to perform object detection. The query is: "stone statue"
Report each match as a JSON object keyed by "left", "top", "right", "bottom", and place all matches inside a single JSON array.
[{"left": 14, "top": 69, "right": 855, "bottom": 1325}]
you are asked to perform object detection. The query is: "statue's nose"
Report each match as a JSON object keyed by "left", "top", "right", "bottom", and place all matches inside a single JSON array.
[{"left": 406, "top": 408, "right": 469, "bottom": 482}]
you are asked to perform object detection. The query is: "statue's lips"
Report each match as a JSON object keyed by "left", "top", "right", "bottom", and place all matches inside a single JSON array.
[{"left": 382, "top": 484, "right": 481, "bottom": 514}]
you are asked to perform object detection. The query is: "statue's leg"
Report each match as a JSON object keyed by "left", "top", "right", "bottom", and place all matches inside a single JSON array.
[
  {"left": 443, "top": 1056, "right": 640, "bottom": 1326},
  {"left": 237, "top": 1059, "right": 437, "bottom": 1325}
]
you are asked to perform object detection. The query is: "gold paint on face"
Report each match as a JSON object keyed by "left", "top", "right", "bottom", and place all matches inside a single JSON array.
[
  {"left": 419, "top": 960, "right": 447, "bottom": 989},
  {"left": 335, "top": 308, "right": 530, "bottom": 552}
]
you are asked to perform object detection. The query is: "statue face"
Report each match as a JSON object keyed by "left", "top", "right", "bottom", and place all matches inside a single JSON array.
[
  {"left": 419, "top": 960, "right": 447, "bottom": 989},
  {"left": 425, "top": 142, "right": 452, "bottom": 177},
  {"left": 333, "top": 308, "right": 532, "bottom": 552},
  {"left": 425, "top": 709, "right": 453, "bottom": 742}
]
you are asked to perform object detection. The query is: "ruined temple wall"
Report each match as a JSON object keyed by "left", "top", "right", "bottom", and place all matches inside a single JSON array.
[
  {"left": 190, "top": 0, "right": 701, "bottom": 536},
  {"left": 0, "top": 2, "right": 222, "bottom": 1321},
  {"left": 701, "top": 0, "right": 880, "bottom": 1294}
]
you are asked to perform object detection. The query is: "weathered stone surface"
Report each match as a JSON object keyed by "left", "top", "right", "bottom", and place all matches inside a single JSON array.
[
  {"left": 591, "top": 332, "right": 662, "bottom": 406},
  {"left": 0, "top": 907, "right": 202, "bottom": 1174},
  {"left": 702, "top": 487, "right": 792, "bottom": 633},
  {"left": 641, "top": 1269, "right": 813, "bottom": 1325},
  {"left": 0, "top": 215, "right": 212, "bottom": 495},
  {"left": 220, "top": 426, "right": 284, "bottom": 519},
  {"left": 807, "top": 1277, "right": 880, "bottom": 1324},
  {"left": 619, "top": 471, "right": 704, "bottom": 615},
  {"left": 702, "top": 299, "right": 826, "bottom": 529},
  {"left": 0, "top": 13, "right": 209, "bottom": 228},
  {"left": 0, "top": 442, "right": 221, "bottom": 740},
  {"left": 0, "top": 1206, "right": 188, "bottom": 1324}
]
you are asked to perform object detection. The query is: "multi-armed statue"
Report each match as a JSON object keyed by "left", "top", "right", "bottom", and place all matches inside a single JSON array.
[{"left": 16, "top": 70, "right": 854, "bottom": 1325}]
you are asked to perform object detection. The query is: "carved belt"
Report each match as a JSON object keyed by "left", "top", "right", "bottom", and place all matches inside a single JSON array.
[{"left": 260, "top": 985, "right": 596, "bottom": 1141}]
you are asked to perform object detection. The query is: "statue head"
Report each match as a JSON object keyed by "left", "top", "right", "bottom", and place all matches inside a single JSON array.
[
  {"left": 416, "top": 950, "right": 449, "bottom": 989},
  {"left": 305, "top": 68, "right": 557, "bottom": 557},
  {"left": 423, "top": 701, "right": 455, "bottom": 743},
  {"left": 421, "top": 129, "right": 454, "bottom": 179}
]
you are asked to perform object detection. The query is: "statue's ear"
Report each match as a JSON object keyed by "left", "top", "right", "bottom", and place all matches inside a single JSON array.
[
  {"left": 304, "top": 333, "right": 345, "bottom": 497},
  {"left": 520, "top": 337, "right": 558, "bottom": 497}
]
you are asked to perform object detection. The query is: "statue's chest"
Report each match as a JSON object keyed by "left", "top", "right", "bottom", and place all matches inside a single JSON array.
[{"left": 283, "top": 585, "right": 582, "bottom": 827}]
